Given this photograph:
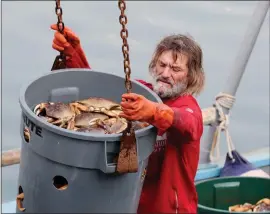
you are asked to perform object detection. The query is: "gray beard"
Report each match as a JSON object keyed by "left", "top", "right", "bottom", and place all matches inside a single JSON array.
[{"left": 149, "top": 72, "right": 187, "bottom": 99}]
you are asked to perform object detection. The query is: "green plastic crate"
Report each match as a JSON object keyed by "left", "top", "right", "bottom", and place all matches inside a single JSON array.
[{"left": 196, "top": 176, "right": 270, "bottom": 214}]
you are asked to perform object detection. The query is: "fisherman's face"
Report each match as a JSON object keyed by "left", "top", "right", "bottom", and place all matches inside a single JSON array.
[{"left": 150, "top": 50, "right": 189, "bottom": 99}]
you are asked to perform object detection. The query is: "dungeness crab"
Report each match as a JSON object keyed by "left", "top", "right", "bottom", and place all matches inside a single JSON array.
[
  {"left": 71, "top": 97, "right": 122, "bottom": 117},
  {"left": 97, "top": 117, "right": 128, "bottom": 134},
  {"left": 74, "top": 112, "right": 109, "bottom": 128},
  {"left": 229, "top": 198, "right": 270, "bottom": 213},
  {"left": 72, "top": 112, "right": 128, "bottom": 134},
  {"left": 253, "top": 198, "right": 270, "bottom": 212},
  {"left": 34, "top": 102, "right": 76, "bottom": 130},
  {"left": 33, "top": 97, "right": 150, "bottom": 134}
]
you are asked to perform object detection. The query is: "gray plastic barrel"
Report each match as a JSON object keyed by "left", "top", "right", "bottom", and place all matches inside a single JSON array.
[{"left": 16, "top": 69, "right": 162, "bottom": 213}]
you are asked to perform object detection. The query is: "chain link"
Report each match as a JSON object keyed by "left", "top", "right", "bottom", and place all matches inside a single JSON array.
[
  {"left": 118, "top": 0, "right": 132, "bottom": 93},
  {"left": 55, "top": 0, "right": 65, "bottom": 34}
]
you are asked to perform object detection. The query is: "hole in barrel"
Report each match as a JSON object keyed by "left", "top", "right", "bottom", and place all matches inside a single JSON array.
[
  {"left": 53, "top": 175, "right": 68, "bottom": 190},
  {"left": 17, "top": 186, "right": 26, "bottom": 212},
  {"left": 23, "top": 127, "right": 30, "bottom": 143},
  {"left": 106, "top": 141, "right": 120, "bottom": 164}
]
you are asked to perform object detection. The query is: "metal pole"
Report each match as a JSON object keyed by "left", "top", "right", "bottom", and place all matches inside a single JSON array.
[
  {"left": 200, "top": 1, "right": 270, "bottom": 164},
  {"left": 223, "top": 1, "right": 269, "bottom": 96}
]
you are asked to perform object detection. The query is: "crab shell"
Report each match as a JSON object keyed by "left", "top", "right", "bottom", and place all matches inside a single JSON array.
[
  {"left": 97, "top": 117, "right": 128, "bottom": 134},
  {"left": 74, "top": 112, "right": 109, "bottom": 128},
  {"left": 256, "top": 198, "right": 270, "bottom": 206},
  {"left": 253, "top": 198, "right": 270, "bottom": 212},
  {"left": 78, "top": 97, "right": 121, "bottom": 109},
  {"left": 253, "top": 204, "right": 270, "bottom": 212},
  {"left": 72, "top": 97, "right": 122, "bottom": 117},
  {"left": 75, "top": 126, "right": 107, "bottom": 134},
  {"left": 34, "top": 102, "right": 75, "bottom": 118}
]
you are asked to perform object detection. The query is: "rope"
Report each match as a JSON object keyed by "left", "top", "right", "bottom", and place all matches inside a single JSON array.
[{"left": 209, "top": 92, "right": 236, "bottom": 162}]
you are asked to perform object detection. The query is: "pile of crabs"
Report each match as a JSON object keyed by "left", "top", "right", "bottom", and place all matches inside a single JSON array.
[
  {"left": 33, "top": 97, "right": 149, "bottom": 134},
  {"left": 229, "top": 198, "right": 270, "bottom": 212}
]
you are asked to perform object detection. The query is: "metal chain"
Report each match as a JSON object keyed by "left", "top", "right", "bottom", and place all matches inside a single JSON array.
[
  {"left": 117, "top": 1, "right": 138, "bottom": 174},
  {"left": 118, "top": 0, "right": 132, "bottom": 93},
  {"left": 51, "top": 0, "right": 66, "bottom": 70},
  {"left": 118, "top": 0, "right": 135, "bottom": 136},
  {"left": 55, "top": 0, "right": 65, "bottom": 34}
]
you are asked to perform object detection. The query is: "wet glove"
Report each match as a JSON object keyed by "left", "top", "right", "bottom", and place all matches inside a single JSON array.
[
  {"left": 50, "top": 24, "right": 90, "bottom": 69},
  {"left": 120, "top": 93, "right": 174, "bottom": 132}
]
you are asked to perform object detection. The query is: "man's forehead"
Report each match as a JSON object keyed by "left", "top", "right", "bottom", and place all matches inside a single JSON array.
[{"left": 158, "top": 51, "right": 188, "bottom": 66}]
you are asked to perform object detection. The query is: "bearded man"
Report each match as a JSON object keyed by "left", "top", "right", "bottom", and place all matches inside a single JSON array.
[{"left": 51, "top": 24, "right": 205, "bottom": 213}]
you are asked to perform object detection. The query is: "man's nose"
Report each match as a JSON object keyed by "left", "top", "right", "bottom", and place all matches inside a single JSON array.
[{"left": 162, "top": 66, "right": 171, "bottom": 78}]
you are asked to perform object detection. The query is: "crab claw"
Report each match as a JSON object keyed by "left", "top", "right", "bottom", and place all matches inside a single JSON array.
[
  {"left": 16, "top": 193, "right": 26, "bottom": 212},
  {"left": 23, "top": 128, "right": 30, "bottom": 142},
  {"left": 33, "top": 102, "right": 54, "bottom": 116},
  {"left": 33, "top": 104, "right": 42, "bottom": 115}
]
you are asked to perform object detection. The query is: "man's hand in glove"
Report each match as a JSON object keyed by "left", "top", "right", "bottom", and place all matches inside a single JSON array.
[
  {"left": 120, "top": 93, "right": 174, "bottom": 132},
  {"left": 50, "top": 24, "right": 90, "bottom": 69}
]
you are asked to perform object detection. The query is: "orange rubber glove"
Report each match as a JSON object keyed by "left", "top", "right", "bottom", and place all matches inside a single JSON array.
[
  {"left": 120, "top": 93, "right": 174, "bottom": 132},
  {"left": 50, "top": 24, "right": 90, "bottom": 69}
]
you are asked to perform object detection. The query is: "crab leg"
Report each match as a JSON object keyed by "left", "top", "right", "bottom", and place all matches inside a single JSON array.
[
  {"left": 72, "top": 103, "right": 93, "bottom": 112},
  {"left": 51, "top": 119, "right": 63, "bottom": 125},
  {"left": 45, "top": 117, "right": 54, "bottom": 123},
  {"left": 59, "top": 122, "right": 66, "bottom": 128},
  {"left": 110, "top": 109, "right": 123, "bottom": 117},
  {"left": 69, "top": 103, "right": 81, "bottom": 115},
  {"left": 67, "top": 116, "right": 76, "bottom": 130}
]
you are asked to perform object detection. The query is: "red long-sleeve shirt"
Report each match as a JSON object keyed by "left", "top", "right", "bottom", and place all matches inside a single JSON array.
[
  {"left": 61, "top": 56, "right": 203, "bottom": 213},
  {"left": 136, "top": 79, "right": 203, "bottom": 214}
]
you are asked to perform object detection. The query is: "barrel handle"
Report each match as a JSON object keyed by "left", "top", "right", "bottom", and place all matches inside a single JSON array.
[{"left": 101, "top": 141, "right": 117, "bottom": 174}]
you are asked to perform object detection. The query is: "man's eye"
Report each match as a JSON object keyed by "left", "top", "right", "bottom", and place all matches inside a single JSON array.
[
  {"left": 173, "top": 68, "right": 181, "bottom": 72},
  {"left": 160, "top": 63, "right": 166, "bottom": 67}
]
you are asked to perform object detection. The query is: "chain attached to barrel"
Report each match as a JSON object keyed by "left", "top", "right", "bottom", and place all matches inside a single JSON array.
[
  {"left": 51, "top": 0, "right": 67, "bottom": 71},
  {"left": 118, "top": 0, "right": 132, "bottom": 93},
  {"left": 116, "top": 0, "right": 138, "bottom": 174}
]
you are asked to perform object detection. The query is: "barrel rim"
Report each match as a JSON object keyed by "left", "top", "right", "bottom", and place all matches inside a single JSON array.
[
  {"left": 198, "top": 203, "right": 270, "bottom": 214},
  {"left": 195, "top": 175, "right": 270, "bottom": 185},
  {"left": 19, "top": 69, "right": 162, "bottom": 141}
]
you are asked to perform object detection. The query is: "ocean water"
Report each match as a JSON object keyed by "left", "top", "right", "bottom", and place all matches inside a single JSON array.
[{"left": 2, "top": 1, "right": 269, "bottom": 203}]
